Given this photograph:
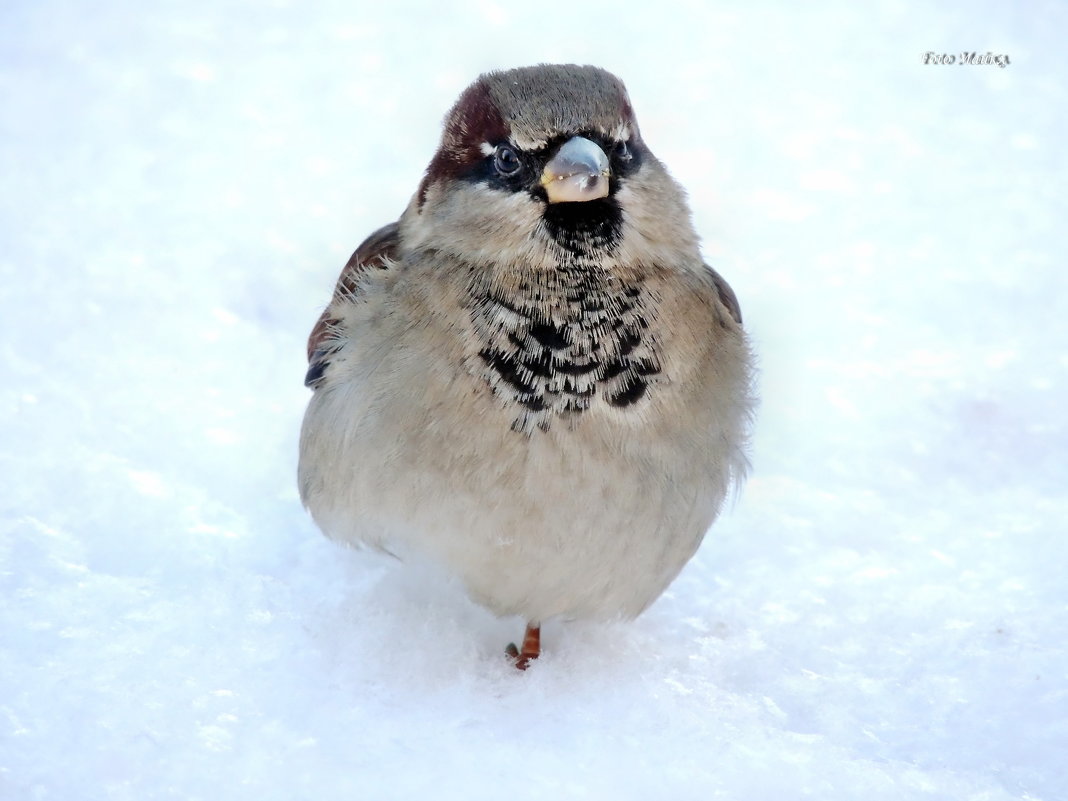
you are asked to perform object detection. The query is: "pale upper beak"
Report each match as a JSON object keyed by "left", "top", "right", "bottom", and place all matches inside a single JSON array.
[{"left": 540, "top": 136, "right": 611, "bottom": 203}]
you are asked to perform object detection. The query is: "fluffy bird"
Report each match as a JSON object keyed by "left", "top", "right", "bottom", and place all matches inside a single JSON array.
[{"left": 298, "top": 64, "right": 754, "bottom": 669}]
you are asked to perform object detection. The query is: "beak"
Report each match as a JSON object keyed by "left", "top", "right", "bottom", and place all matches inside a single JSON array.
[{"left": 540, "top": 136, "right": 611, "bottom": 203}]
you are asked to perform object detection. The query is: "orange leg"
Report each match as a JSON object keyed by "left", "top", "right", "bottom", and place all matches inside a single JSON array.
[{"left": 505, "top": 622, "right": 541, "bottom": 670}]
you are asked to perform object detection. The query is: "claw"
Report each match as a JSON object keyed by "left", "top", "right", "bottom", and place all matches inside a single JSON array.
[{"left": 505, "top": 622, "right": 541, "bottom": 670}]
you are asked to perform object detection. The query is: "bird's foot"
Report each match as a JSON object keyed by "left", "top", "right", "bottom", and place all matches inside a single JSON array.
[{"left": 505, "top": 622, "right": 541, "bottom": 671}]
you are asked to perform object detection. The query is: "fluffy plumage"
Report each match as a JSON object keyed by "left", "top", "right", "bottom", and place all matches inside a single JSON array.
[{"left": 298, "top": 64, "right": 754, "bottom": 668}]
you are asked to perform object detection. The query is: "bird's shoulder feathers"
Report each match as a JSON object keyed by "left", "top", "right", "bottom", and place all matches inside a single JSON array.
[
  {"left": 704, "top": 263, "right": 742, "bottom": 326},
  {"left": 304, "top": 222, "right": 400, "bottom": 389}
]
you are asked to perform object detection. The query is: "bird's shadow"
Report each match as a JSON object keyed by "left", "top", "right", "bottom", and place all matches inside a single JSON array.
[{"left": 307, "top": 546, "right": 686, "bottom": 691}]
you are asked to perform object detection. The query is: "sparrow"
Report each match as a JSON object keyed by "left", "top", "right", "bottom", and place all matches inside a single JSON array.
[{"left": 298, "top": 64, "right": 754, "bottom": 669}]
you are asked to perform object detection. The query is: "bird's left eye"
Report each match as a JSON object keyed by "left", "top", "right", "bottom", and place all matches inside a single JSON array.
[
  {"left": 493, "top": 144, "right": 523, "bottom": 177},
  {"left": 613, "top": 140, "right": 633, "bottom": 162}
]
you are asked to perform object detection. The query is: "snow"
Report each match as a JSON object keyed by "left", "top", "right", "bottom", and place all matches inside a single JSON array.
[{"left": 2, "top": 1, "right": 1066, "bottom": 799}]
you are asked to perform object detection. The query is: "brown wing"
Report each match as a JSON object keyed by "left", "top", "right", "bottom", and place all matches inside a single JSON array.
[
  {"left": 304, "top": 222, "right": 401, "bottom": 388},
  {"left": 705, "top": 263, "right": 742, "bottom": 326}
]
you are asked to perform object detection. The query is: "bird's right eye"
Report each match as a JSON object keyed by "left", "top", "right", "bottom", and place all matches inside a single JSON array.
[{"left": 493, "top": 144, "right": 522, "bottom": 177}]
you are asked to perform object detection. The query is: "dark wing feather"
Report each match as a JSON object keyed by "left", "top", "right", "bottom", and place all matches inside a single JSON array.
[
  {"left": 305, "top": 222, "right": 401, "bottom": 388},
  {"left": 705, "top": 264, "right": 742, "bottom": 326}
]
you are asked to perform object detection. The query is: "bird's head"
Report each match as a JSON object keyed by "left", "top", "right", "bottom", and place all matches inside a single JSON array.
[{"left": 402, "top": 64, "right": 700, "bottom": 269}]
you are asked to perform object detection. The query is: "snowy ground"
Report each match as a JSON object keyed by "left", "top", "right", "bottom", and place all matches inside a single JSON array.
[{"left": 2, "top": 1, "right": 1066, "bottom": 799}]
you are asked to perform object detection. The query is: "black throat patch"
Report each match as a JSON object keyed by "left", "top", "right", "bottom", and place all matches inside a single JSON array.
[{"left": 540, "top": 198, "right": 623, "bottom": 253}]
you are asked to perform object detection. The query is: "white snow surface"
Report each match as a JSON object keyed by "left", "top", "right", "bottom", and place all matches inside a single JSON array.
[{"left": 2, "top": 2, "right": 1066, "bottom": 799}]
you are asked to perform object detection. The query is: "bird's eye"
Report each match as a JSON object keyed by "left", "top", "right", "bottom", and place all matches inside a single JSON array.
[
  {"left": 493, "top": 144, "right": 522, "bottom": 177},
  {"left": 613, "top": 140, "right": 633, "bottom": 162}
]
